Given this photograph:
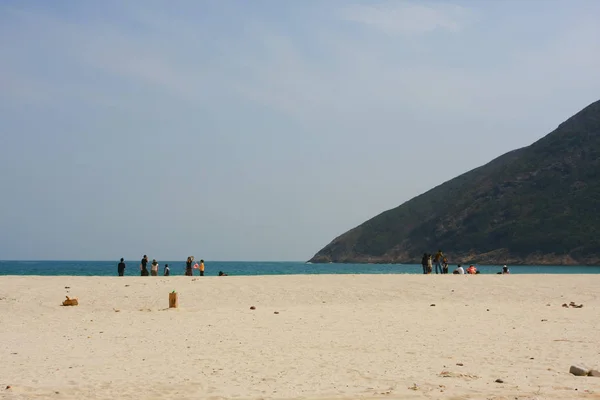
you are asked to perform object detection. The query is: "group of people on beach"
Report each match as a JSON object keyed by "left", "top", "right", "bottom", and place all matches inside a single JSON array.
[
  {"left": 421, "top": 250, "right": 450, "bottom": 274},
  {"left": 421, "top": 250, "right": 510, "bottom": 275},
  {"left": 116, "top": 256, "right": 229, "bottom": 277}
]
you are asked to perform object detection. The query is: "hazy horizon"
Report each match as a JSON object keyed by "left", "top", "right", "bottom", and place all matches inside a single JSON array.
[{"left": 2, "top": 0, "right": 600, "bottom": 261}]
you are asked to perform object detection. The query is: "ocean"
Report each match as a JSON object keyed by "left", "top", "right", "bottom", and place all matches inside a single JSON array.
[{"left": 1, "top": 260, "right": 600, "bottom": 276}]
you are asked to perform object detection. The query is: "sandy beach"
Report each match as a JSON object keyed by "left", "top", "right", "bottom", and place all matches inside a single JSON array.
[{"left": 1, "top": 274, "right": 600, "bottom": 400}]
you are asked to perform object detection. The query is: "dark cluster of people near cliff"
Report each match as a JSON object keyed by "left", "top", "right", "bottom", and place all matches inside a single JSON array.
[{"left": 420, "top": 250, "right": 510, "bottom": 275}]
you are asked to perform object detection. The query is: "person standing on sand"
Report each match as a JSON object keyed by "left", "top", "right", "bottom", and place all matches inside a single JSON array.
[
  {"left": 140, "top": 255, "right": 149, "bottom": 276},
  {"left": 442, "top": 256, "right": 449, "bottom": 274},
  {"left": 199, "top": 259, "right": 205, "bottom": 276},
  {"left": 427, "top": 254, "right": 433, "bottom": 274},
  {"left": 185, "top": 256, "right": 193, "bottom": 276},
  {"left": 164, "top": 264, "right": 170, "bottom": 276},
  {"left": 151, "top": 259, "right": 159, "bottom": 276},
  {"left": 434, "top": 250, "right": 444, "bottom": 274},
  {"left": 117, "top": 258, "right": 126, "bottom": 276},
  {"left": 421, "top": 253, "right": 428, "bottom": 274}
]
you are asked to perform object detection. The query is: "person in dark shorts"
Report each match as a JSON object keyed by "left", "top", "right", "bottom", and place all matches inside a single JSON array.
[
  {"left": 140, "top": 255, "right": 149, "bottom": 276},
  {"left": 185, "top": 256, "right": 193, "bottom": 276},
  {"left": 421, "top": 253, "right": 428, "bottom": 274},
  {"left": 117, "top": 258, "right": 126, "bottom": 276},
  {"left": 164, "top": 264, "right": 170, "bottom": 276}
]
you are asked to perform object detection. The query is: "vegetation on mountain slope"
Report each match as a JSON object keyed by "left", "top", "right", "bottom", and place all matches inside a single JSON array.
[{"left": 309, "top": 99, "right": 600, "bottom": 265}]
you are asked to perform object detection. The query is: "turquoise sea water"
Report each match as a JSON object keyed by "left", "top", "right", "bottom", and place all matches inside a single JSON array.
[{"left": 1, "top": 260, "right": 600, "bottom": 276}]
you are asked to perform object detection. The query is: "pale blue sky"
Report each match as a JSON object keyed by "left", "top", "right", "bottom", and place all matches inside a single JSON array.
[{"left": 1, "top": 0, "right": 599, "bottom": 261}]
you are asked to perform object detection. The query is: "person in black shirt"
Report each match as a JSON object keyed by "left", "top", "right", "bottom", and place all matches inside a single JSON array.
[
  {"left": 185, "top": 256, "right": 193, "bottom": 276},
  {"left": 421, "top": 253, "right": 428, "bottom": 274},
  {"left": 140, "top": 255, "right": 149, "bottom": 276},
  {"left": 117, "top": 258, "right": 126, "bottom": 276}
]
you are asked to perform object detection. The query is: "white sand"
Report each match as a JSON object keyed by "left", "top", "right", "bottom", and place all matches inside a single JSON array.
[{"left": 1, "top": 274, "right": 600, "bottom": 399}]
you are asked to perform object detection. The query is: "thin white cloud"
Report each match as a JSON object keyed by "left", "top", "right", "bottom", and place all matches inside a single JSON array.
[{"left": 339, "top": 1, "right": 474, "bottom": 35}]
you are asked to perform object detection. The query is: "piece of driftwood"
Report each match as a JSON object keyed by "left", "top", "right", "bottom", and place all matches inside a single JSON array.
[{"left": 62, "top": 296, "right": 78, "bottom": 306}]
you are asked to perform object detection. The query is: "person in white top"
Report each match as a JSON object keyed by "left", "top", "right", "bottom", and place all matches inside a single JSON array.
[
  {"left": 151, "top": 259, "right": 159, "bottom": 276},
  {"left": 454, "top": 264, "right": 465, "bottom": 274}
]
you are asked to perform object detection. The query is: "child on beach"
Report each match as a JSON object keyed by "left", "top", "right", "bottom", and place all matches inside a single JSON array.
[
  {"left": 199, "top": 260, "right": 205, "bottom": 276},
  {"left": 151, "top": 259, "right": 159, "bottom": 276},
  {"left": 164, "top": 264, "right": 170, "bottom": 276}
]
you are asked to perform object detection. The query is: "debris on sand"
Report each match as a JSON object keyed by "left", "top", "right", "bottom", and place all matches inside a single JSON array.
[
  {"left": 570, "top": 365, "right": 589, "bottom": 376},
  {"left": 62, "top": 296, "right": 78, "bottom": 306},
  {"left": 439, "top": 370, "right": 479, "bottom": 380},
  {"left": 563, "top": 302, "right": 584, "bottom": 308}
]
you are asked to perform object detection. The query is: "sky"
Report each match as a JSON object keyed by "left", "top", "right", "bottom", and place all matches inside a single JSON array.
[{"left": 1, "top": 0, "right": 600, "bottom": 261}]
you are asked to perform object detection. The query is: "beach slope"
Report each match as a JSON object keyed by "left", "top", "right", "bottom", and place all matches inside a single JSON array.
[{"left": 1, "top": 274, "right": 600, "bottom": 399}]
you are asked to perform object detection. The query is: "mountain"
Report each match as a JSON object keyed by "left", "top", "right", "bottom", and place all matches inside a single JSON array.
[{"left": 309, "top": 99, "right": 600, "bottom": 265}]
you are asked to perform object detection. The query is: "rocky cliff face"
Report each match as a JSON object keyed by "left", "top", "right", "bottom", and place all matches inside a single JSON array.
[{"left": 309, "top": 99, "right": 600, "bottom": 265}]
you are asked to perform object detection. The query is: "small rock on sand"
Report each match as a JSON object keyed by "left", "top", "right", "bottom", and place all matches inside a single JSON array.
[
  {"left": 495, "top": 379, "right": 504, "bottom": 383},
  {"left": 430, "top": 304, "right": 436, "bottom": 307},
  {"left": 570, "top": 365, "right": 589, "bottom": 376},
  {"left": 250, "top": 306, "right": 256, "bottom": 310}
]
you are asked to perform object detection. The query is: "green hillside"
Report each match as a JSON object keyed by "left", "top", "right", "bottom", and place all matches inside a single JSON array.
[{"left": 309, "top": 99, "right": 600, "bottom": 265}]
